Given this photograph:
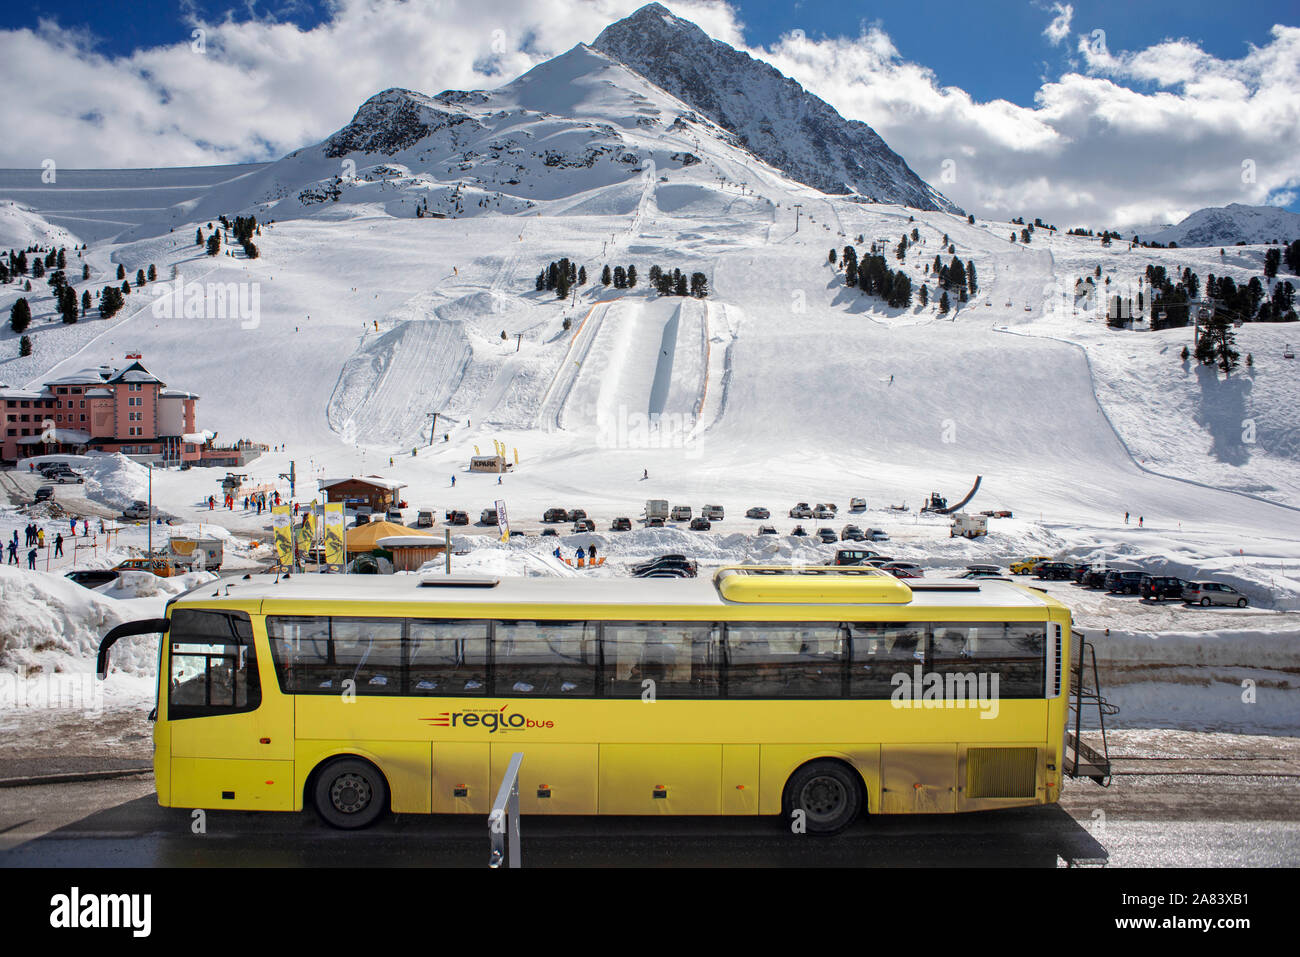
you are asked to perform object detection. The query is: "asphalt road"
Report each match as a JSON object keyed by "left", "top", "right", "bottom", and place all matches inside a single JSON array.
[{"left": 1, "top": 758, "right": 1296, "bottom": 867}]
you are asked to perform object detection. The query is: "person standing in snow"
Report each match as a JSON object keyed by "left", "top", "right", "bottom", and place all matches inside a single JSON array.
[
  {"left": 7, "top": 540, "right": 17, "bottom": 564},
  {"left": 1138, "top": 516, "right": 1143, "bottom": 527},
  {"left": 451, "top": 475, "right": 456, "bottom": 487},
  {"left": 69, "top": 517, "right": 76, "bottom": 535},
  {"left": 1124, "top": 511, "right": 1129, "bottom": 524},
  {"left": 54, "top": 533, "right": 63, "bottom": 558},
  {"left": 27, "top": 548, "right": 36, "bottom": 570},
  {"left": 553, "top": 546, "right": 562, "bottom": 559},
  {"left": 37, "top": 529, "right": 44, "bottom": 548},
  {"left": 588, "top": 544, "right": 596, "bottom": 561},
  {"left": 83, "top": 519, "right": 89, "bottom": 537}
]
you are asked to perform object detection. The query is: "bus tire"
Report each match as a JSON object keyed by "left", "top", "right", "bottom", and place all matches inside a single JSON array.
[
  {"left": 783, "top": 760, "right": 863, "bottom": 835},
  {"left": 313, "top": 757, "right": 389, "bottom": 829}
]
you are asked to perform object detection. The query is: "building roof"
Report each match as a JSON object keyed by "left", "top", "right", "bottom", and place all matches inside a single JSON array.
[
  {"left": 17, "top": 428, "right": 90, "bottom": 445},
  {"left": 44, "top": 359, "right": 165, "bottom": 390},
  {"left": 160, "top": 389, "right": 199, "bottom": 399},
  {"left": 319, "top": 475, "right": 407, "bottom": 492},
  {"left": 347, "top": 521, "right": 431, "bottom": 551}
]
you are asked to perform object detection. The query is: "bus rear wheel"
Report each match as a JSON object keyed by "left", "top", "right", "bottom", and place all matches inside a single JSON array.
[
  {"left": 784, "top": 761, "right": 863, "bottom": 835},
  {"left": 313, "top": 758, "right": 388, "bottom": 829}
]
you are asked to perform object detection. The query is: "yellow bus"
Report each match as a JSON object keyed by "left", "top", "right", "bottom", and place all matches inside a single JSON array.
[{"left": 97, "top": 566, "right": 1100, "bottom": 834}]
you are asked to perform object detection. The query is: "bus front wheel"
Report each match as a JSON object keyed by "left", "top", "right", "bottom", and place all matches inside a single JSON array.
[
  {"left": 313, "top": 757, "right": 389, "bottom": 829},
  {"left": 784, "top": 760, "right": 863, "bottom": 835}
]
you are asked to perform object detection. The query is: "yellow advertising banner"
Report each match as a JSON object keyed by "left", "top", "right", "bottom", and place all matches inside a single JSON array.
[
  {"left": 271, "top": 505, "right": 294, "bottom": 568},
  {"left": 324, "top": 502, "right": 345, "bottom": 570}
]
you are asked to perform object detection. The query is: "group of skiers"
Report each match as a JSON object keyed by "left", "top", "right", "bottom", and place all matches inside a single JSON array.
[
  {"left": 211, "top": 490, "right": 280, "bottom": 512},
  {"left": 554, "top": 543, "right": 598, "bottom": 564},
  {"left": 6, "top": 517, "right": 96, "bottom": 567},
  {"left": 1123, "top": 512, "right": 1145, "bottom": 527}
]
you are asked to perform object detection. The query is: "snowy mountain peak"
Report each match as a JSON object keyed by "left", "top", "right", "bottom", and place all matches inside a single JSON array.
[
  {"left": 323, "top": 88, "right": 483, "bottom": 158},
  {"left": 1143, "top": 203, "right": 1300, "bottom": 247},
  {"left": 594, "top": 4, "right": 961, "bottom": 213}
]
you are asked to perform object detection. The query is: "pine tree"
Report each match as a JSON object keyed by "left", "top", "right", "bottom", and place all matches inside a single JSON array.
[
  {"left": 601, "top": 264, "right": 611, "bottom": 285},
  {"left": 844, "top": 258, "right": 857, "bottom": 286},
  {"left": 1180, "top": 345, "right": 1189, "bottom": 361},
  {"left": 116, "top": 263, "right": 125, "bottom": 280},
  {"left": 690, "top": 272, "right": 709, "bottom": 298},
  {"left": 57, "top": 248, "right": 66, "bottom": 269},
  {"left": 948, "top": 257, "right": 966, "bottom": 292},
  {"left": 148, "top": 264, "right": 157, "bottom": 281},
  {"left": 556, "top": 268, "right": 571, "bottom": 300},
  {"left": 206, "top": 232, "right": 221, "bottom": 256},
  {"left": 9, "top": 297, "right": 31, "bottom": 333},
  {"left": 578, "top": 266, "right": 587, "bottom": 285},
  {"left": 535, "top": 271, "right": 545, "bottom": 292},
  {"left": 1264, "top": 248, "right": 1280, "bottom": 279},
  {"left": 32, "top": 259, "right": 44, "bottom": 279},
  {"left": 81, "top": 289, "right": 91, "bottom": 316},
  {"left": 675, "top": 272, "right": 688, "bottom": 296},
  {"left": 938, "top": 291, "right": 950, "bottom": 315},
  {"left": 19, "top": 335, "right": 31, "bottom": 357},
  {"left": 82, "top": 263, "right": 90, "bottom": 281},
  {"left": 627, "top": 264, "right": 637, "bottom": 287},
  {"left": 196, "top": 228, "right": 203, "bottom": 246},
  {"left": 59, "top": 285, "right": 79, "bottom": 324},
  {"left": 966, "top": 260, "right": 978, "bottom": 295},
  {"left": 136, "top": 269, "right": 146, "bottom": 287},
  {"left": 919, "top": 285, "right": 929, "bottom": 307},
  {"left": 828, "top": 248, "right": 837, "bottom": 265}
]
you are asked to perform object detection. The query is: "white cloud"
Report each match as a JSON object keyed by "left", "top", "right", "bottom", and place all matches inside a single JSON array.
[
  {"left": 1043, "top": 3, "right": 1073, "bottom": 47},
  {"left": 0, "top": 1, "right": 1296, "bottom": 231}
]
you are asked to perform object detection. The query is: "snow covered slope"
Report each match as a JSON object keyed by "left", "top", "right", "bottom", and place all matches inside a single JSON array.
[
  {"left": 594, "top": 4, "right": 960, "bottom": 213},
  {"left": 1143, "top": 203, "right": 1300, "bottom": 247}
]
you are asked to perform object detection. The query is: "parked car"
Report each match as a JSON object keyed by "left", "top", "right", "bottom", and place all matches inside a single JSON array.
[
  {"left": 572, "top": 518, "right": 595, "bottom": 533},
  {"left": 479, "top": 508, "right": 498, "bottom": 525},
  {"left": 49, "top": 468, "right": 84, "bottom": 484},
  {"left": 566, "top": 508, "right": 588, "bottom": 522},
  {"left": 789, "top": 503, "right": 812, "bottom": 519},
  {"left": 883, "top": 562, "right": 925, "bottom": 579},
  {"left": 757, "top": 525, "right": 777, "bottom": 535},
  {"left": 816, "top": 528, "right": 837, "bottom": 543},
  {"left": 65, "top": 569, "right": 121, "bottom": 589},
  {"left": 1080, "top": 566, "right": 1112, "bottom": 589},
  {"left": 1182, "top": 581, "right": 1248, "bottom": 607},
  {"left": 543, "top": 507, "right": 568, "bottom": 523},
  {"left": 113, "top": 557, "right": 177, "bottom": 578},
  {"left": 1034, "top": 561, "right": 1076, "bottom": 581},
  {"left": 790, "top": 525, "right": 808, "bottom": 536},
  {"left": 703, "top": 505, "right": 725, "bottom": 521},
  {"left": 445, "top": 510, "right": 469, "bottom": 526},
  {"left": 353, "top": 513, "right": 370, "bottom": 526},
  {"left": 689, "top": 517, "right": 712, "bottom": 531},
  {"left": 1143, "top": 576, "right": 1188, "bottom": 601},
  {"left": 745, "top": 506, "right": 770, "bottom": 519},
  {"left": 34, "top": 486, "right": 55, "bottom": 503},
  {"left": 1069, "top": 563, "right": 1092, "bottom": 583},
  {"left": 541, "top": 528, "right": 558, "bottom": 537},
  {"left": 830, "top": 548, "right": 873, "bottom": 566},
  {"left": 813, "top": 505, "right": 835, "bottom": 519},
  {"left": 670, "top": 505, "right": 692, "bottom": 522},
  {"left": 611, "top": 517, "right": 632, "bottom": 531},
  {"left": 1104, "top": 571, "right": 1147, "bottom": 595},
  {"left": 1010, "top": 555, "right": 1052, "bottom": 575},
  {"left": 37, "top": 461, "right": 71, "bottom": 477},
  {"left": 958, "top": 564, "right": 1004, "bottom": 579},
  {"left": 840, "top": 525, "right": 865, "bottom": 541},
  {"left": 416, "top": 510, "right": 435, "bottom": 528},
  {"left": 867, "top": 529, "right": 890, "bottom": 542},
  {"left": 645, "top": 517, "right": 665, "bottom": 528},
  {"left": 849, "top": 497, "right": 867, "bottom": 512},
  {"left": 631, "top": 555, "right": 698, "bottom": 578},
  {"left": 386, "top": 507, "right": 404, "bottom": 523}
]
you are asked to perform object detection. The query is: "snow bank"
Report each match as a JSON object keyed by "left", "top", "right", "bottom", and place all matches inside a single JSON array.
[{"left": 0, "top": 566, "right": 165, "bottom": 676}]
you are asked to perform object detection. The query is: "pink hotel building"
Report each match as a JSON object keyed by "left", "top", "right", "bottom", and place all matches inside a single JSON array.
[{"left": 0, "top": 358, "right": 201, "bottom": 465}]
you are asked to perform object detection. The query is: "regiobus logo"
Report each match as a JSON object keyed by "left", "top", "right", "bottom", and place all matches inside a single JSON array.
[{"left": 423, "top": 704, "right": 554, "bottom": 733}]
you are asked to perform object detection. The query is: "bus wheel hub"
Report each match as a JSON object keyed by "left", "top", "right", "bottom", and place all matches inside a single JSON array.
[
  {"left": 331, "top": 774, "right": 371, "bottom": 813},
  {"left": 803, "top": 777, "right": 845, "bottom": 816}
]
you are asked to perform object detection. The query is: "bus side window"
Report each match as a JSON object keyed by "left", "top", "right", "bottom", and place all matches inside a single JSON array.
[
  {"left": 494, "top": 621, "right": 597, "bottom": 696},
  {"left": 724, "top": 623, "right": 843, "bottom": 697},
  {"left": 168, "top": 609, "right": 260, "bottom": 719},
  {"left": 847, "top": 622, "right": 927, "bottom": 698},
  {"left": 602, "top": 623, "right": 720, "bottom": 698},
  {"left": 408, "top": 620, "right": 489, "bottom": 695}
]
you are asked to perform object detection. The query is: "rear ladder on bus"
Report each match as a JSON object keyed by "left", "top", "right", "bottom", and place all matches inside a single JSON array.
[{"left": 1065, "top": 632, "right": 1114, "bottom": 785}]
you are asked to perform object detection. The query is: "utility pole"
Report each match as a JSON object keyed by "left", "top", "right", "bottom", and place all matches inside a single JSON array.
[
  {"left": 147, "top": 463, "right": 152, "bottom": 557},
  {"left": 515, "top": 333, "right": 522, "bottom": 353},
  {"left": 793, "top": 204, "right": 802, "bottom": 233},
  {"left": 427, "top": 411, "right": 439, "bottom": 446}
]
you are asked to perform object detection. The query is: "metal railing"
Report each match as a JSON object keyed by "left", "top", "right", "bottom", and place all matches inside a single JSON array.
[{"left": 488, "top": 752, "right": 524, "bottom": 868}]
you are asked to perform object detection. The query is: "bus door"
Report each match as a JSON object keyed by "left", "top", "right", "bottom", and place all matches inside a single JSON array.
[{"left": 165, "top": 609, "right": 294, "bottom": 811}]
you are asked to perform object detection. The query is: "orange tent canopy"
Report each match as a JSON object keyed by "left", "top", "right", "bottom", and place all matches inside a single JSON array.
[{"left": 346, "top": 521, "right": 432, "bottom": 552}]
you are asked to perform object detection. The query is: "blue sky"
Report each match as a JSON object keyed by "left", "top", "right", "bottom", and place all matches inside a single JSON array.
[
  {"left": 2, "top": 1, "right": 1297, "bottom": 225},
  {"left": 11, "top": 0, "right": 1291, "bottom": 108}
]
